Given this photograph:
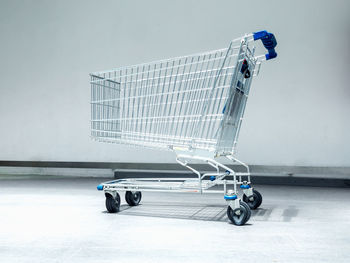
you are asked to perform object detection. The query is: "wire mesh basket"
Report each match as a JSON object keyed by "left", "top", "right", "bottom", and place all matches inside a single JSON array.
[{"left": 90, "top": 31, "right": 278, "bottom": 156}]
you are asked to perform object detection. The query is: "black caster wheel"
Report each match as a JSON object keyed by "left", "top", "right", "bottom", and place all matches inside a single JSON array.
[
  {"left": 240, "top": 201, "right": 251, "bottom": 222},
  {"left": 243, "top": 189, "right": 262, "bottom": 210},
  {"left": 105, "top": 192, "right": 121, "bottom": 213},
  {"left": 125, "top": 191, "right": 142, "bottom": 206},
  {"left": 227, "top": 201, "right": 251, "bottom": 226}
]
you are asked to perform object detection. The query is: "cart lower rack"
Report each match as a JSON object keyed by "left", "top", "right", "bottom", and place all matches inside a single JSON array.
[{"left": 92, "top": 30, "right": 277, "bottom": 226}]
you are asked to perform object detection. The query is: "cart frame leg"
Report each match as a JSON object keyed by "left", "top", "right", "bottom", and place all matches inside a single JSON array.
[
  {"left": 176, "top": 154, "right": 238, "bottom": 195},
  {"left": 225, "top": 155, "right": 254, "bottom": 196},
  {"left": 225, "top": 155, "right": 251, "bottom": 183},
  {"left": 226, "top": 155, "right": 262, "bottom": 207}
]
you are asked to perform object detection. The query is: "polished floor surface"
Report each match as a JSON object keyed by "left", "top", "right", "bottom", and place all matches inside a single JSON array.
[{"left": 0, "top": 175, "right": 349, "bottom": 263}]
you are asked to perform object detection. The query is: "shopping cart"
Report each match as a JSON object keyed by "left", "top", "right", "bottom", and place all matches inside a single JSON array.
[{"left": 91, "top": 30, "right": 277, "bottom": 225}]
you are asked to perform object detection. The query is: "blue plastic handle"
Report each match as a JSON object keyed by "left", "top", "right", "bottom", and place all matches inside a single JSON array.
[{"left": 253, "top": 30, "right": 277, "bottom": 60}]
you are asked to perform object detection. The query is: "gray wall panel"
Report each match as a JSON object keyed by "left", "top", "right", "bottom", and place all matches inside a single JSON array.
[{"left": 0, "top": 0, "right": 349, "bottom": 166}]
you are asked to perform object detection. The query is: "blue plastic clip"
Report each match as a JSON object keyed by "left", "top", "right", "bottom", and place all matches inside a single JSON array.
[
  {"left": 224, "top": 194, "right": 237, "bottom": 200},
  {"left": 240, "top": 184, "right": 250, "bottom": 189}
]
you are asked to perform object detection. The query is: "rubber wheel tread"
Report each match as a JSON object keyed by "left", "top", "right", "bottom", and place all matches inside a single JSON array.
[
  {"left": 125, "top": 191, "right": 142, "bottom": 206},
  {"left": 227, "top": 203, "right": 248, "bottom": 226},
  {"left": 243, "top": 189, "right": 263, "bottom": 210},
  {"left": 105, "top": 193, "right": 120, "bottom": 213},
  {"left": 240, "top": 201, "right": 251, "bottom": 223}
]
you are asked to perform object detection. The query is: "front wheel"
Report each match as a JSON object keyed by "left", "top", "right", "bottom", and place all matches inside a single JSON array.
[
  {"left": 125, "top": 191, "right": 142, "bottom": 206},
  {"left": 105, "top": 192, "right": 121, "bottom": 213},
  {"left": 227, "top": 201, "right": 250, "bottom": 226}
]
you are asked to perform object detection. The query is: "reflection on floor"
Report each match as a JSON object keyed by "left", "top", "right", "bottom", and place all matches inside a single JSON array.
[{"left": 119, "top": 203, "right": 299, "bottom": 223}]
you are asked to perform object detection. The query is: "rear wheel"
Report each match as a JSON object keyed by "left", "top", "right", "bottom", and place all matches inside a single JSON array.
[
  {"left": 125, "top": 191, "right": 142, "bottom": 206},
  {"left": 243, "top": 189, "right": 262, "bottom": 210},
  {"left": 105, "top": 192, "right": 120, "bottom": 213}
]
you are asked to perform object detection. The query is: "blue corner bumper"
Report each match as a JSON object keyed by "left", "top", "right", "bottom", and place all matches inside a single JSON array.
[{"left": 224, "top": 194, "right": 237, "bottom": 200}]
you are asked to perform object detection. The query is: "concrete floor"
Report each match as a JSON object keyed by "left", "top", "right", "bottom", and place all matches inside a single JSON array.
[{"left": 0, "top": 175, "right": 349, "bottom": 263}]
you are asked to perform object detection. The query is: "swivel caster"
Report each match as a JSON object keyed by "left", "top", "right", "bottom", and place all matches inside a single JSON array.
[
  {"left": 243, "top": 189, "right": 262, "bottom": 210},
  {"left": 125, "top": 191, "right": 142, "bottom": 206},
  {"left": 105, "top": 192, "right": 121, "bottom": 213},
  {"left": 227, "top": 200, "right": 251, "bottom": 226}
]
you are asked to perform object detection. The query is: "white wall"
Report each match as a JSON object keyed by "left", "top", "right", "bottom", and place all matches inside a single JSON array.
[{"left": 0, "top": 0, "right": 349, "bottom": 166}]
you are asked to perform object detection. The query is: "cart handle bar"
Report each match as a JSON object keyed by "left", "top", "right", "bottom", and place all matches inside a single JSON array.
[{"left": 253, "top": 30, "right": 277, "bottom": 60}]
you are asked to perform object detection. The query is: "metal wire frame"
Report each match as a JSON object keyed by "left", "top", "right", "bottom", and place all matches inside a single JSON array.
[{"left": 90, "top": 35, "right": 258, "bottom": 156}]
